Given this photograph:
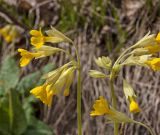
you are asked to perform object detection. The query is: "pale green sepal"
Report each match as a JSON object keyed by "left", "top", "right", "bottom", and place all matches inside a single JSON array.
[
  {"left": 107, "top": 108, "right": 134, "bottom": 123},
  {"left": 45, "top": 26, "right": 73, "bottom": 43},
  {"left": 95, "top": 56, "right": 112, "bottom": 69},
  {"left": 122, "top": 54, "right": 151, "bottom": 66},
  {"left": 135, "top": 32, "right": 156, "bottom": 47},
  {"left": 34, "top": 45, "right": 65, "bottom": 59},
  {"left": 123, "top": 79, "right": 136, "bottom": 100},
  {"left": 89, "top": 70, "right": 107, "bottom": 78},
  {"left": 131, "top": 48, "right": 149, "bottom": 56},
  {"left": 50, "top": 66, "right": 75, "bottom": 95}
]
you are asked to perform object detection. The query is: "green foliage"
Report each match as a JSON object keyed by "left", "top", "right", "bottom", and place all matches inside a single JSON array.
[
  {"left": 58, "top": 1, "right": 79, "bottom": 31},
  {"left": 0, "top": 90, "right": 27, "bottom": 135},
  {"left": 17, "top": 63, "right": 55, "bottom": 94},
  {"left": 0, "top": 56, "right": 19, "bottom": 95},
  {"left": 0, "top": 56, "right": 54, "bottom": 135},
  {"left": 23, "top": 116, "right": 53, "bottom": 135},
  {"left": 91, "top": 0, "right": 107, "bottom": 29}
]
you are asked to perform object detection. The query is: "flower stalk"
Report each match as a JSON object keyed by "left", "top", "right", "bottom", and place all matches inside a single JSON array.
[
  {"left": 109, "top": 73, "right": 118, "bottom": 135},
  {"left": 72, "top": 42, "right": 82, "bottom": 135}
]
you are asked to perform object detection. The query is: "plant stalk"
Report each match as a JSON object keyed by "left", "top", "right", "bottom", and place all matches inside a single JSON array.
[
  {"left": 133, "top": 121, "right": 155, "bottom": 135},
  {"left": 109, "top": 77, "right": 119, "bottom": 135},
  {"left": 77, "top": 68, "right": 82, "bottom": 135},
  {"left": 72, "top": 42, "right": 82, "bottom": 135}
]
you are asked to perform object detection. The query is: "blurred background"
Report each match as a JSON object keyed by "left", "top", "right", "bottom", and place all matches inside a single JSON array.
[{"left": 0, "top": 0, "right": 160, "bottom": 135}]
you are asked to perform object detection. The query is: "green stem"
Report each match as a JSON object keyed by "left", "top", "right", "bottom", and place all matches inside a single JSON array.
[
  {"left": 133, "top": 121, "right": 155, "bottom": 135},
  {"left": 8, "top": 90, "right": 13, "bottom": 131},
  {"left": 77, "top": 68, "right": 82, "bottom": 135},
  {"left": 109, "top": 77, "right": 118, "bottom": 135},
  {"left": 72, "top": 42, "right": 82, "bottom": 135}
]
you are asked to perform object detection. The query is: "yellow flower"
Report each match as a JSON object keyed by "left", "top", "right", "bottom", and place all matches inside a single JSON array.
[
  {"left": 143, "top": 32, "right": 160, "bottom": 54},
  {"left": 144, "top": 44, "right": 160, "bottom": 54},
  {"left": 145, "top": 58, "right": 160, "bottom": 71},
  {"left": 90, "top": 96, "right": 112, "bottom": 116},
  {"left": 0, "top": 25, "right": 19, "bottom": 43},
  {"left": 30, "top": 28, "right": 63, "bottom": 48},
  {"left": 30, "top": 84, "right": 54, "bottom": 106},
  {"left": 90, "top": 96, "right": 133, "bottom": 123},
  {"left": 18, "top": 46, "right": 63, "bottom": 67},
  {"left": 129, "top": 97, "right": 140, "bottom": 113},
  {"left": 18, "top": 48, "right": 41, "bottom": 67}
]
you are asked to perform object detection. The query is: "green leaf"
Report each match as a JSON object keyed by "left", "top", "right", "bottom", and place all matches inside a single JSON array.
[
  {"left": 0, "top": 56, "right": 19, "bottom": 93},
  {"left": 0, "top": 98, "right": 10, "bottom": 135},
  {"left": 9, "top": 90, "right": 27, "bottom": 135},
  {"left": 41, "top": 63, "right": 55, "bottom": 74},
  {"left": 17, "top": 63, "right": 55, "bottom": 94},
  {"left": 0, "top": 91, "right": 27, "bottom": 135},
  {"left": 17, "top": 72, "right": 41, "bottom": 94},
  {"left": 23, "top": 116, "right": 53, "bottom": 135}
]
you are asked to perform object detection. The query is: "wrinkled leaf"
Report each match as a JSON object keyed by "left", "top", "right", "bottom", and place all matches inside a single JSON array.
[
  {"left": 0, "top": 56, "right": 19, "bottom": 92},
  {"left": 23, "top": 116, "right": 53, "bottom": 135},
  {"left": 10, "top": 90, "right": 27, "bottom": 135}
]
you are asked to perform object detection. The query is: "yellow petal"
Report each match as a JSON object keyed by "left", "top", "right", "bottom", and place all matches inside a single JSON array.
[
  {"left": 146, "top": 58, "right": 160, "bottom": 71},
  {"left": 46, "top": 88, "right": 54, "bottom": 106},
  {"left": 18, "top": 48, "right": 35, "bottom": 67},
  {"left": 90, "top": 96, "right": 111, "bottom": 116},
  {"left": 19, "top": 57, "right": 33, "bottom": 67},
  {"left": 145, "top": 44, "right": 160, "bottom": 53},
  {"left": 31, "top": 37, "right": 44, "bottom": 48},
  {"left": 30, "top": 85, "right": 48, "bottom": 104},
  {"left": 30, "top": 30, "right": 42, "bottom": 36},
  {"left": 129, "top": 100, "right": 140, "bottom": 113}
]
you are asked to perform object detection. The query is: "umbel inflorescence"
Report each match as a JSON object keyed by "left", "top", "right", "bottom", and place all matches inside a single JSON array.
[
  {"left": 89, "top": 32, "right": 160, "bottom": 135},
  {"left": 18, "top": 27, "right": 77, "bottom": 106},
  {"left": 18, "top": 26, "right": 83, "bottom": 135}
]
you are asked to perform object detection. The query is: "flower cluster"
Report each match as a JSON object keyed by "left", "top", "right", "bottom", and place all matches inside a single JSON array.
[
  {"left": 18, "top": 27, "right": 76, "bottom": 106},
  {"left": 89, "top": 32, "right": 159, "bottom": 132},
  {"left": 123, "top": 32, "right": 160, "bottom": 71}
]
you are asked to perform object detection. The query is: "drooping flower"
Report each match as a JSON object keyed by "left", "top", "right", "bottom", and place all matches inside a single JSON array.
[
  {"left": 123, "top": 79, "right": 140, "bottom": 113},
  {"left": 90, "top": 96, "right": 111, "bottom": 116},
  {"left": 18, "top": 48, "right": 41, "bottom": 67},
  {"left": 30, "top": 84, "right": 54, "bottom": 106},
  {"left": 18, "top": 46, "right": 64, "bottom": 67},
  {"left": 90, "top": 96, "right": 133, "bottom": 123},
  {"left": 31, "top": 64, "right": 76, "bottom": 106},
  {"left": 0, "top": 25, "right": 19, "bottom": 43},
  {"left": 136, "top": 32, "right": 160, "bottom": 54},
  {"left": 30, "top": 27, "right": 69, "bottom": 48},
  {"left": 145, "top": 58, "right": 160, "bottom": 71}
]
